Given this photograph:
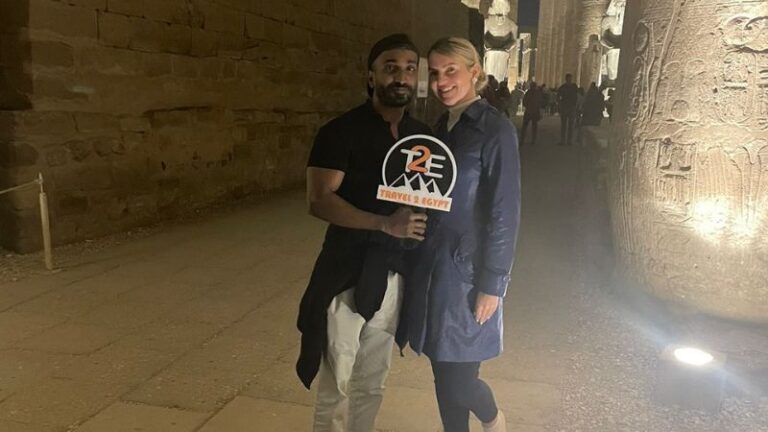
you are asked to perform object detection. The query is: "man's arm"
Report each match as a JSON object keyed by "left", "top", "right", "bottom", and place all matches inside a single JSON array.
[{"left": 307, "top": 167, "right": 426, "bottom": 240}]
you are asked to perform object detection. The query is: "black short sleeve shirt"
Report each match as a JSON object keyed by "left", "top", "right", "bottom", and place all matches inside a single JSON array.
[{"left": 308, "top": 100, "right": 431, "bottom": 215}]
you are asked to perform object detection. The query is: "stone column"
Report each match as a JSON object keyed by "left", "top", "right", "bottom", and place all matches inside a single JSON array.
[
  {"left": 535, "top": 0, "right": 554, "bottom": 83},
  {"left": 609, "top": 0, "right": 768, "bottom": 322},
  {"left": 577, "top": 0, "right": 611, "bottom": 87},
  {"left": 562, "top": 0, "right": 581, "bottom": 79}
]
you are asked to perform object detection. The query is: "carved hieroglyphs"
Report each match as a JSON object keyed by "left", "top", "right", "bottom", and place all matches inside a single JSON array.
[{"left": 610, "top": 0, "right": 768, "bottom": 322}]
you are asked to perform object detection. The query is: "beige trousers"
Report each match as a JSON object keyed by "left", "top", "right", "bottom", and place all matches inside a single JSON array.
[{"left": 312, "top": 272, "right": 403, "bottom": 432}]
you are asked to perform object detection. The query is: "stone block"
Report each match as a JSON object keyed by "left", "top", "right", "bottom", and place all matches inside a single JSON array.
[
  {"left": 0, "top": 376, "right": 117, "bottom": 429},
  {"left": 31, "top": 74, "right": 89, "bottom": 101},
  {"left": 259, "top": 1, "right": 286, "bottom": 22},
  {"left": 97, "top": 11, "right": 134, "bottom": 48},
  {"left": 65, "top": 139, "right": 92, "bottom": 161},
  {"left": 131, "top": 19, "right": 178, "bottom": 53},
  {"left": 119, "top": 116, "right": 151, "bottom": 132},
  {"left": 143, "top": 0, "right": 189, "bottom": 24},
  {"left": 14, "top": 111, "right": 77, "bottom": 137},
  {"left": 149, "top": 109, "right": 192, "bottom": 128},
  {"left": 28, "top": 0, "right": 98, "bottom": 38},
  {"left": 110, "top": 160, "right": 152, "bottom": 193},
  {"left": 243, "top": 41, "right": 282, "bottom": 68},
  {"left": 106, "top": 0, "right": 143, "bottom": 17},
  {"left": 74, "top": 112, "right": 121, "bottom": 133},
  {"left": 163, "top": 23, "right": 193, "bottom": 54},
  {"left": 91, "top": 136, "right": 123, "bottom": 157},
  {"left": 216, "top": 31, "right": 247, "bottom": 58},
  {"left": 45, "top": 147, "right": 68, "bottom": 167},
  {"left": 311, "top": 32, "right": 345, "bottom": 54},
  {"left": 170, "top": 54, "right": 199, "bottom": 77},
  {"left": 199, "top": 57, "right": 222, "bottom": 79},
  {"left": 141, "top": 53, "right": 172, "bottom": 77},
  {"left": 121, "top": 131, "right": 145, "bottom": 152},
  {"left": 197, "top": 397, "right": 312, "bottom": 432},
  {"left": 77, "top": 46, "right": 141, "bottom": 75},
  {"left": 189, "top": 28, "right": 218, "bottom": 56},
  {"left": 202, "top": 1, "right": 244, "bottom": 34},
  {"left": 0, "top": 143, "right": 39, "bottom": 168},
  {"left": 17, "top": 322, "right": 124, "bottom": 354},
  {"left": 57, "top": 193, "right": 89, "bottom": 216},
  {"left": 282, "top": 24, "right": 309, "bottom": 49},
  {"left": 75, "top": 402, "right": 209, "bottom": 432},
  {"left": 59, "top": 0, "right": 107, "bottom": 9},
  {"left": 54, "top": 164, "right": 113, "bottom": 190},
  {"left": 1, "top": 38, "right": 74, "bottom": 69},
  {"left": 2, "top": 189, "right": 39, "bottom": 211}
]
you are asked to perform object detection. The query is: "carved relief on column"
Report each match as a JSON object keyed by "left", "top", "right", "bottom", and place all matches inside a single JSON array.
[{"left": 609, "top": 0, "right": 768, "bottom": 322}]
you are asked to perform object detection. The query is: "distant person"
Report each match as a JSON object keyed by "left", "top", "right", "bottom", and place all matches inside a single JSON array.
[
  {"left": 540, "top": 84, "right": 550, "bottom": 116},
  {"left": 575, "top": 87, "right": 585, "bottom": 126},
  {"left": 520, "top": 82, "right": 543, "bottom": 145},
  {"left": 482, "top": 75, "right": 505, "bottom": 113},
  {"left": 557, "top": 74, "right": 578, "bottom": 145},
  {"left": 581, "top": 82, "right": 606, "bottom": 126},
  {"left": 497, "top": 79, "right": 511, "bottom": 117},
  {"left": 605, "top": 88, "right": 615, "bottom": 121},
  {"left": 509, "top": 83, "right": 525, "bottom": 118}
]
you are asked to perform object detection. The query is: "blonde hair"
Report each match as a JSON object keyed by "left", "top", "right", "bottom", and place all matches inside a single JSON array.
[{"left": 428, "top": 37, "right": 488, "bottom": 92}]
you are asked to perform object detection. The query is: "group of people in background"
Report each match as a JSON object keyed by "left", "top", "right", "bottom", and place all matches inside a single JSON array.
[{"left": 480, "top": 73, "right": 615, "bottom": 147}]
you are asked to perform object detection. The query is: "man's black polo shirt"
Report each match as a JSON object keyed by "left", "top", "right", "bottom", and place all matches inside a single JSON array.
[
  {"left": 308, "top": 99, "right": 431, "bottom": 214},
  {"left": 296, "top": 100, "right": 430, "bottom": 389}
]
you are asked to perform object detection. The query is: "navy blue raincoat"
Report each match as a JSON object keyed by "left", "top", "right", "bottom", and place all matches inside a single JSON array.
[{"left": 398, "top": 99, "right": 521, "bottom": 362}]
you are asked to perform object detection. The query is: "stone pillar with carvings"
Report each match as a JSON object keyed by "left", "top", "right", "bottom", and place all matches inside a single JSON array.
[{"left": 609, "top": 0, "right": 768, "bottom": 322}]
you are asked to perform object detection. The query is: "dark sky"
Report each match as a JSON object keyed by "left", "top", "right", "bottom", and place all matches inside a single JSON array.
[{"left": 518, "top": 0, "right": 540, "bottom": 27}]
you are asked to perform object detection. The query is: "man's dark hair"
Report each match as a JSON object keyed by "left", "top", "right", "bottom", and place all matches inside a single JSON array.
[{"left": 366, "top": 33, "right": 419, "bottom": 96}]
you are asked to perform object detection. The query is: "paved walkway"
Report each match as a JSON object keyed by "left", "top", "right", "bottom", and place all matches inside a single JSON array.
[{"left": 1, "top": 117, "right": 764, "bottom": 432}]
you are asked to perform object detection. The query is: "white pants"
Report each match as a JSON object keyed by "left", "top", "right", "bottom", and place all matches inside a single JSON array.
[{"left": 313, "top": 272, "right": 403, "bottom": 432}]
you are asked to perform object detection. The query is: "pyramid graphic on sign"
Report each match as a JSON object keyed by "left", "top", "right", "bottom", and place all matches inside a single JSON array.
[{"left": 389, "top": 173, "right": 444, "bottom": 197}]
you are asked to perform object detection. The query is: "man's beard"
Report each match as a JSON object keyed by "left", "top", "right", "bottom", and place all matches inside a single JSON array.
[{"left": 376, "top": 82, "right": 414, "bottom": 107}]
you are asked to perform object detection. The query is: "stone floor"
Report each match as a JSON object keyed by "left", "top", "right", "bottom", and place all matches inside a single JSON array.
[{"left": 0, "top": 117, "right": 766, "bottom": 432}]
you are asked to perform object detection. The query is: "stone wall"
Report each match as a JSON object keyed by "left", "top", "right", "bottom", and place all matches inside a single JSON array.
[{"left": 0, "top": 0, "right": 469, "bottom": 252}]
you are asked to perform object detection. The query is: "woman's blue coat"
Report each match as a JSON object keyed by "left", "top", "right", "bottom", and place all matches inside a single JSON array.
[{"left": 399, "top": 99, "right": 521, "bottom": 362}]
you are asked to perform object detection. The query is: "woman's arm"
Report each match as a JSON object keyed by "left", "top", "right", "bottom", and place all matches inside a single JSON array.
[{"left": 477, "top": 123, "right": 522, "bottom": 299}]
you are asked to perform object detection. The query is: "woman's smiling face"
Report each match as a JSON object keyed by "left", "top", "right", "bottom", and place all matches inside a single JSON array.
[{"left": 428, "top": 52, "right": 479, "bottom": 107}]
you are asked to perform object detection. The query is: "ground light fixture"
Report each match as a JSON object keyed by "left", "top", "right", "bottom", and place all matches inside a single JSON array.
[
  {"left": 673, "top": 347, "right": 715, "bottom": 366},
  {"left": 653, "top": 345, "right": 727, "bottom": 412}
]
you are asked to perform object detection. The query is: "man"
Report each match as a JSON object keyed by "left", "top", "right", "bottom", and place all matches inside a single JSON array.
[
  {"left": 509, "top": 83, "right": 525, "bottom": 118},
  {"left": 557, "top": 74, "right": 579, "bottom": 145},
  {"left": 296, "top": 34, "right": 430, "bottom": 432},
  {"left": 520, "top": 82, "right": 543, "bottom": 145}
]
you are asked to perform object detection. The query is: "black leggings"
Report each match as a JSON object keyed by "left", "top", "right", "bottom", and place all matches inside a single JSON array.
[{"left": 431, "top": 360, "right": 498, "bottom": 432}]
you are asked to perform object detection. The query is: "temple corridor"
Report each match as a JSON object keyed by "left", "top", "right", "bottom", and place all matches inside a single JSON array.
[{"left": 0, "top": 118, "right": 766, "bottom": 431}]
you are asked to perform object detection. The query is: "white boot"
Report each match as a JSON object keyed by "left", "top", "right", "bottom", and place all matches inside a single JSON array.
[{"left": 482, "top": 409, "right": 506, "bottom": 432}]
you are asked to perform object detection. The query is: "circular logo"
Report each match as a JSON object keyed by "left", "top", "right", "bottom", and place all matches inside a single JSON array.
[{"left": 377, "top": 134, "right": 457, "bottom": 212}]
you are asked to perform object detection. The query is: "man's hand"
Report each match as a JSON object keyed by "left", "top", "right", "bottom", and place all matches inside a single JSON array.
[
  {"left": 381, "top": 207, "right": 427, "bottom": 240},
  {"left": 474, "top": 292, "right": 500, "bottom": 325}
]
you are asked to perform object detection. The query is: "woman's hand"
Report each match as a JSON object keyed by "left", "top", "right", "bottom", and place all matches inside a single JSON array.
[{"left": 474, "top": 292, "right": 500, "bottom": 325}]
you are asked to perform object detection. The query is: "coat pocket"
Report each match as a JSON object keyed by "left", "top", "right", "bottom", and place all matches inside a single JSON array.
[{"left": 452, "top": 233, "right": 477, "bottom": 283}]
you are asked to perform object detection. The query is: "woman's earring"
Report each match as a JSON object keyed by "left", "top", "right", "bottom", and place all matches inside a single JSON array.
[{"left": 472, "top": 77, "right": 478, "bottom": 84}]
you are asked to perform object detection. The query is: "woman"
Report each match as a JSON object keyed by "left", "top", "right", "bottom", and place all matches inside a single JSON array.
[
  {"left": 581, "top": 82, "right": 606, "bottom": 126},
  {"left": 399, "top": 37, "right": 521, "bottom": 432}
]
